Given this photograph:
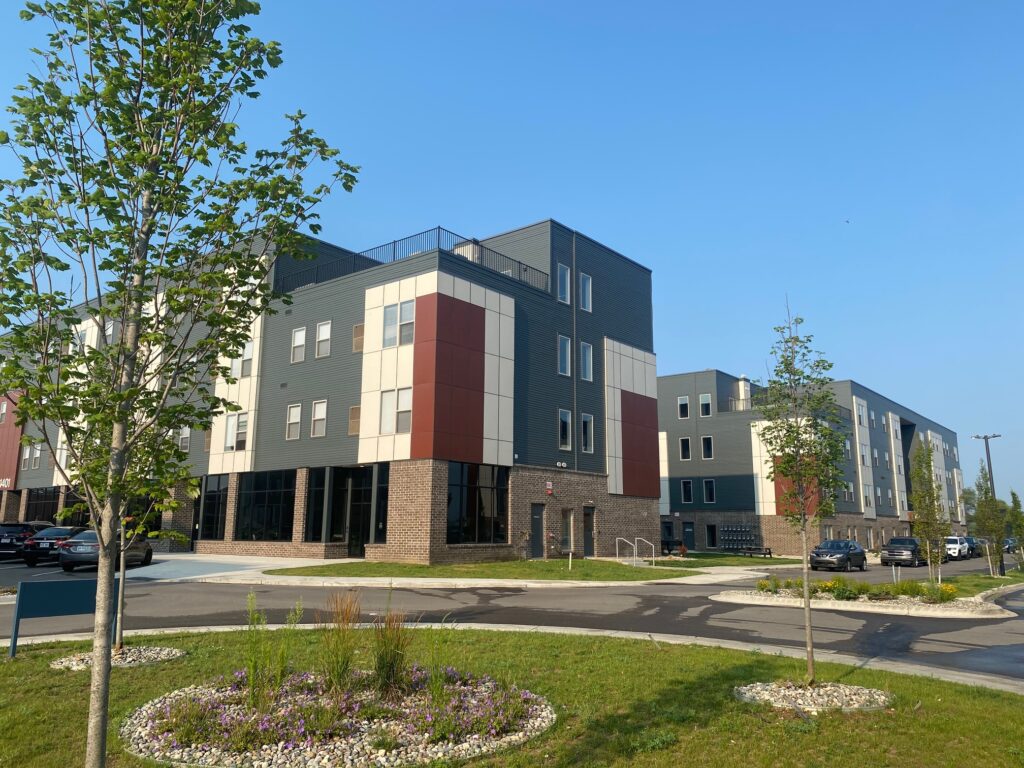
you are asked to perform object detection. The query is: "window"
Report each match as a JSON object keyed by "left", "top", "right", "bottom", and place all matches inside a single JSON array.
[
  {"left": 561, "top": 508, "right": 573, "bottom": 550},
  {"left": 882, "top": 416, "right": 888, "bottom": 433},
  {"left": 20, "top": 445, "right": 29, "bottom": 471},
  {"left": 887, "top": 489, "right": 893, "bottom": 507},
  {"left": 557, "top": 335, "right": 571, "bottom": 376},
  {"left": 884, "top": 451, "right": 890, "bottom": 469},
  {"left": 860, "top": 443, "right": 868, "bottom": 466},
  {"left": 677, "top": 396, "right": 689, "bottom": 419},
  {"left": 290, "top": 327, "right": 306, "bottom": 364},
  {"left": 234, "top": 470, "right": 296, "bottom": 542},
  {"left": 204, "top": 430, "right": 212, "bottom": 452},
  {"left": 348, "top": 406, "right": 361, "bottom": 436},
  {"left": 681, "top": 479, "right": 694, "bottom": 503},
  {"left": 311, "top": 399, "right": 327, "bottom": 438},
  {"left": 844, "top": 439, "right": 851, "bottom": 460},
  {"left": 379, "top": 388, "right": 412, "bottom": 435},
  {"left": 953, "top": 445, "right": 959, "bottom": 461},
  {"left": 846, "top": 482, "right": 856, "bottom": 502},
  {"left": 679, "top": 437, "right": 691, "bottom": 461},
  {"left": 200, "top": 475, "right": 228, "bottom": 540},
  {"left": 316, "top": 321, "right": 331, "bottom": 358},
  {"left": 557, "top": 263, "right": 571, "bottom": 304},
  {"left": 876, "top": 486, "right": 882, "bottom": 506},
  {"left": 383, "top": 300, "right": 415, "bottom": 348},
  {"left": 286, "top": 404, "right": 301, "bottom": 441},
  {"left": 579, "top": 272, "right": 592, "bottom": 312},
  {"left": 225, "top": 413, "right": 249, "bottom": 451},
  {"left": 0, "top": 400, "right": 5, "bottom": 424},
  {"left": 863, "top": 483, "right": 872, "bottom": 507},
  {"left": 104, "top": 320, "right": 114, "bottom": 344},
  {"left": 699, "top": 393, "right": 712, "bottom": 417},
  {"left": 558, "top": 409, "right": 572, "bottom": 450},
  {"left": 352, "top": 323, "right": 364, "bottom": 353},
  {"left": 870, "top": 410, "right": 876, "bottom": 428},
  {"left": 446, "top": 463, "right": 510, "bottom": 544},
  {"left": 900, "top": 490, "right": 908, "bottom": 511},
  {"left": 703, "top": 478, "right": 716, "bottom": 503},
  {"left": 897, "top": 456, "right": 904, "bottom": 475},
  {"left": 232, "top": 340, "right": 253, "bottom": 379},
  {"left": 857, "top": 404, "right": 866, "bottom": 425},
  {"left": 706, "top": 524, "right": 718, "bottom": 547},
  {"left": 701, "top": 436, "right": 714, "bottom": 460},
  {"left": 175, "top": 427, "right": 191, "bottom": 452},
  {"left": 872, "top": 448, "right": 879, "bottom": 467},
  {"left": 581, "top": 413, "right": 594, "bottom": 454},
  {"left": 894, "top": 423, "right": 901, "bottom": 440},
  {"left": 580, "top": 341, "right": 593, "bottom": 382},
  {"left": 31, "top": 445, "right": 40, "bottom": 469}
]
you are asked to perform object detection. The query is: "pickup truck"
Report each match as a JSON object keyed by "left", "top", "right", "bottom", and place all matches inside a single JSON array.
[{"left": 880, "top": 536, "right": 925, "bottom": 567}]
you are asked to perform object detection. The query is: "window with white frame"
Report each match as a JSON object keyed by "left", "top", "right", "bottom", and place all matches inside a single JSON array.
[
  {"left": 860, "top": 443, "right": 868, "bottom": 466},
  {"left": 316, "top": 321, "right": 332, "bottom": 358},
  {"left": 311, "top": 400, "right": 327, "bottom": 437},
  {"left": 285, "top": 404, "right": 301, "bottom": 440},
  {"left": 677, "top": 396, "right": 689, "bottom": 419},
  {"left": 894, "top": 423, "right": 901, "bottom": 439},
  {"left": 31, "top": 445, "right": 40, "bottom": 469},
  {"left": 348, "top": 406, "right": 361, "bottom": 436},
  {"left": 701, "top": 435, "right": 714, "bottom": 460},
  {"left": 872, "top": 448, "right": 879, "bottom": 466},
  {"left": 352, "top": 323, "right": 365, "bottom": 353},
  {"left": 870, "top": 410, "right": 876, "bottom": 428},
  {"left": 558, "top": 409, "right": 572, "bottom": 450},
  {"left": 174, "top": 427, "right": 191, "bottom": 452},
  {"left": 379, "top": 388, "right": 413, "bottom": 435},
  {"left": 383, "top": 301, "right": 415, "bottom": 348},
  {"left": 897, "top": 456, "right": 904, "bottom": 475},
  {"left": 857, "top": 404, "right": 866, "bottom": 425},
  {"left": 579, "top": 272, "right": 592, "bottom": 312},
  {"left": 875, "top": 486, "right": 882, "bottom": 506},
  {"left": 887, "top": 488, "right": 893, "bottom": 507},
  {"left": 580, "top": 341, "right": 593, "bottom": 382},
  {"left": 681, "top": 479, "right": 693, "bottom": 503},
  {"left": 557, "top": 335, "right": 571, "bottom": 377},
  {"left": 863, "top": 483, "right": 872, "bottom": 507},
  {"left": 232, "top": 340, "right": 254, "bottom": 378},
  {"left": 900, "top": 490, "right": 908, "bottom": 511},
  {"left": 699, "top": 393, "right": 711, "bottom": 417},
  {"left": 679, "top": 437, "right": 691, "bottom": 460},
  {"left": 104, "top": 319, "right": 114, "bottom": 344},
  {"left": 224, "top": 413, "right": 249, "bottom": 451},
  {"left": 290, "top": 327, "right": 306, "bottom": 364},
  {"left": 884, "top": 451, "right": 890, "bottom": 469},
  {"left": 703, "top": 479, "right": 716, "bottom": 503},
  {"left": 0, "top": 400, "right": 6, "bottom": 424},
  {"left": 20, "top": 445, "right": 29, "bottom": 470},
  {"left": 844, "top": 439, "right": 851, "bottom": 459},
  {"left": 581, "top": 413, "right": 594, "bottom": 453},
  {"left": 953, "top": 445, "right": 959, "bottom": 461},
  {"left": 557, "top": 263, "right": 571, "bottom": 304}
]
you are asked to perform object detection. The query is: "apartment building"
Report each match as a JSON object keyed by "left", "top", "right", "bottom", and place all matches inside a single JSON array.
[
  {"left": 0, "top": 220, "right": 661, "bottom": 563},
  {"left": 657, "top": 370, "right": 964, "bottom": 555}
]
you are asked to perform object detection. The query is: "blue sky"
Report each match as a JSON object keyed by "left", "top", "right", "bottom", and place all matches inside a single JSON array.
[{"left": 0, "top": 2, "right": 1020, "bottom": 498}]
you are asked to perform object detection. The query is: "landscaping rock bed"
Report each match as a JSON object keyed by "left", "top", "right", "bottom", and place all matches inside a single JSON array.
[
  {"left": 723, "top": 589, "right": 1009, "bottom": 617},
  {"left": 51, "top": 646, "right": 185, "bottom": 670},
  {"left": 120, "top": 671, "right": 556, "bottom": 767},
  {"left": 735, "top": 681, "right": 892, "bottom": 714}
]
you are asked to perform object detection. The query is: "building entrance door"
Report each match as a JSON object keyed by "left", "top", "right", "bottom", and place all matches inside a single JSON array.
[
  {"left": 530, "top": 504, "right": 545, "bottom": 558},
  {"left": 682, "top": 522, "right": 695, "bottom": 550},
  {"left": 583, "top": 507, "right": 595, "bottom": 557}
]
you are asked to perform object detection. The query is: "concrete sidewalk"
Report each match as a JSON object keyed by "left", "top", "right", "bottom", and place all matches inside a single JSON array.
[{"left": 6, "top": 621, "right": 1023, "bottom": 696}]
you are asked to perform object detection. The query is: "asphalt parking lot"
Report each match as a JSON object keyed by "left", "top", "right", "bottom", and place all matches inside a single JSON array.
[{"left": 767, "top": 552, "right": 1021, "bottom": 584}]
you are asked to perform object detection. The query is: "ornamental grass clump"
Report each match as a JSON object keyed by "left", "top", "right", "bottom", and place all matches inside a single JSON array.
[
  {"left": 372, "top": 609, "right": 411, "bottom": 696},
  {"left": 244, "top": 592, "right": 273, "bottom": 711},
  {"left": 317, "top": 591, "right": 361, "bottom": 695}
]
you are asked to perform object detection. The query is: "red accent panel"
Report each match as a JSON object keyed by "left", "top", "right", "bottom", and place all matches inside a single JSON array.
[
  {"left": 410, "top": 293, "right": 485, "bottom": 464},
  {"left": 773, "top": 462, "right": 821, "bottom": 516},
  {"left": 620, "top": 390, "right": 660, "bottom": 498},
  {"left": 0, "top": 393, "right": 23, "bottom": 490}
]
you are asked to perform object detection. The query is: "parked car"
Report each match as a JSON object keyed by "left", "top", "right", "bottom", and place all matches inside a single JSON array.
[
  {"left": 0, "top": 521, "right": 53, "bottom": 557},
  {"left": 1004, "top": 538, "right": 1020, "bottom": 554},
  {"left": 21, "top": 526, "right": 87, "bottom": 566},
  {"left": 964, "top": 536, "right": 983, "bottom": 558},
  {"left": 881, "top": 536, "right": 926, "bottom": 567},
  {"left": 810, "top": 539, "right": 867, "bottom": 571},
  {"left": 945, "top": 536, "right": 969, "bottom": 561},
  {"left": 58, "top": 529, "right": 153, "bottom": 572}
]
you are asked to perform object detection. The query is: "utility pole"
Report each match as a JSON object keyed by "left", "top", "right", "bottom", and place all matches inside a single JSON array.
[{"left": 973, "top": 434, "right": 1004, "bottom": 576}]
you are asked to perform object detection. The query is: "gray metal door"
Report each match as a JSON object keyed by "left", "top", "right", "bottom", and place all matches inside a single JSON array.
[
  {"left": 530, "top": 504, "right": 545, "bottom": 558},
  {"left": 683, "top": 522, "right": 695, "bottom": 550},
  {"left": 583, "top": 507, "right": 595, "bottom": 557}
]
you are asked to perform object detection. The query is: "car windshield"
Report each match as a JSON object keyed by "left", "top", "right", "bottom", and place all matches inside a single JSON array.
[
  {"left": 945, "top": 537, "right": 960, "bottom": 544},
  {"left": 0, "top": 525, "right": 32, "bottom": 534},
  {"left": 70, "top": 530, "right": 98, "bottom": 542},
  {"left": 818, "top": 540, "right": 849, "bottom": 551},
  {"left": 889, "top": 538, "right": 916, "bottom": 546},
  {"left": 34, "top": 527, "right": 74, "bottom": 538}
]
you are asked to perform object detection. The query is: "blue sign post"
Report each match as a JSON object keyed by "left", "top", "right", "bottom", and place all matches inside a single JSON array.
[{"left": 8, "top": 578, "right": 118, "bottom": 658}]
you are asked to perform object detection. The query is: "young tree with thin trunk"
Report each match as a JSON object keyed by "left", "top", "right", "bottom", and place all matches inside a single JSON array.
[
  {"left": 973, "top": 463, "right": 1006, "bottom": 578},
  {"left": 755, "top": 311, "right": 845, "bottom": 685},
  {"left": 908, "top": 440, "right": 949, "bottom": 584},
  {"left": 1008, "top": 491, "right": 1024, "bottom": 570},
  {"left": 0, "top": 3, "right": 357, "bottom": 766}
]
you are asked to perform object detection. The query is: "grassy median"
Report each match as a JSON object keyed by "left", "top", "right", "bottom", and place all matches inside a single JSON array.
[
  {"left": 657, "top": 552, "right": 802, "bottom": 567},
  {"left": 938, "top": 568, "right": 1024, "bottom": 598},
  {"left": 264, "top": 558, "right": 700, "bottom": 581},
  {"left": 1, "top": 629, "right": 1023, "bottom": 767}
]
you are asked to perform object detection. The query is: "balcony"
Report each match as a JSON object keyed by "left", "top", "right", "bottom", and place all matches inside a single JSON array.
[{"left": 275, "top": 226, "right": 549, "bottom": 294}]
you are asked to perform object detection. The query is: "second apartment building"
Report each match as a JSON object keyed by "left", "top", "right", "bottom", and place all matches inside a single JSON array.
[{"left": 657, "top": 370, "right": 964, "bottom": 554}]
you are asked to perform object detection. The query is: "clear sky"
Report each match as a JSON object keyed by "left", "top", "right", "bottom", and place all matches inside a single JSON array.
[{"left": 0, "top": 2, "right": 1020, "bottom": 498}]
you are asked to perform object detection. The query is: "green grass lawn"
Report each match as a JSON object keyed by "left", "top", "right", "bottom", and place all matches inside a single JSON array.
[
  {"left": 938, "top": 567, "right": 1024, "bottom": 598},
  {"left": 265, "top": 558, "right": 700, "bottom": 581},
  {"left": 657, "top": 552, "right": 802, "bottom": 567},
  {"left": 2, "top": 629, "right": 1023, "bottom": 767}
]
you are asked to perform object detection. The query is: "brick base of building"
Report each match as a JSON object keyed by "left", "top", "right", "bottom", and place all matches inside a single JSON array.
[
  {"left": 0, "top": 490, "right": 20, "bottom": 523},
  {"left": 194, "top": 540, "right": 349, "bottom": 558}
]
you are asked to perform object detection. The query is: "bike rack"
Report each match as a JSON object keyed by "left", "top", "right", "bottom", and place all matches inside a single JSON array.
[
  {"left": 635, "top": 537, "right": 657, "bottom": 567},
  {"left": 615, "top": 537, "right": 637, "bottom": 566}
]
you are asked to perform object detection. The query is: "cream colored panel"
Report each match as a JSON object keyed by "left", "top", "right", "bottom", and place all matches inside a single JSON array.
[
  {"left": 415, "top": 271, "right": 438, "bottom": 297},
  {"left": 393, "top": 433, "right": 411, "bottom": 461},
  {"left": 437, "top": 272, "right": 454, "bottom": 297},
  {"left": 365, "top": 285, "right": 384, "bottom": 309},
  {"left": 750, "top": 421, "right": 777, "bottom": 516},
  {"left": 484, "top": 354, "right": 499, "bottom": 395},
  {"left": 470, "top": 282, "right": 487, "bottom": 307},
  {"left": 358, "top": 437, "right": 378, "bottom": 464},
  {"left": 631, "top": 359, "right": 645, "bottom": 396},
  {"left": 484, "top": 310, "right": 500, "bottom": 356},
  {"left": 658, "top": 431, "right": 669, "bottom": 475},
  {"left": 498, "top": 314, "right": 515, "bottom": 360},
  {"left": 499, "top": 293, "right": 514, "bottom": 317},
  {"left": 379, "top": 348, "right": 398, "bottom": 391},
  {"left": 485, "top": 288, "right": 500, "bottom": 312},
  {"left": 498, "top": 357, "right": 514, "bottom": 398},
  {"left": 483, "top": 393, "right": 499, "bottom": 441},
  {"left": 399, "top": 277, "right": 417, "bottom": 302},
  {"left": 359, "top": 391, "right": 381, "bottom": 439},
  {"left": 363, "top": 306, "right": 384, "bottom": 354},
  {"left": 382, "top": 281, "right": 400, "bottom": 306},
  {"left": 396, "top": 344, "right": 414, "bottom": 389},
  {"left": 497, "top": 441, "right": 514, "bottom": 467},
  {"left": 377, "top": 434, "right": 395, "bottom": 462},
  {"left": 619, "top": 358, "right": 634, "bottom": 394},
  {"left": 482, "top": 438, "right": 498, "bottom": 466},
  {"left": 498, "top": 396, "right": 514, "bottom": 443},
  {"left": 645, "top": 362, "right": 658, "bottom": 398},
  {"left": 361, "top": 351, "right": 381, "bottom": 393},
  {"left": 453, "top": 276, "right": 471, "bottom": 303}
]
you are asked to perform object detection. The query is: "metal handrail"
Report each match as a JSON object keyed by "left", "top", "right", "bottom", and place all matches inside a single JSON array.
[
  {"left": 635, "top": 537, "right": 656, "bottom": 567},
  {"left": 615, "top": 537, "right": 637, "bottom": 566}
]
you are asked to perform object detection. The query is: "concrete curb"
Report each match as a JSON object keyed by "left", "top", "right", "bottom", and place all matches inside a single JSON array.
[
  {"left": 710, "top": 590, "right": 1015, "bottom": 619},
  {"left": 4, "top": 621, "right": 1022, "bottom": 696},
  {"left": 973, "top": 581, "right": 1024, "bottom": 602}
]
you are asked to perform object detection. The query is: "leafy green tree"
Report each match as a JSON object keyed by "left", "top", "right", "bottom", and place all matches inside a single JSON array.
[
  {"left": 973, "top": 463, "right": 1007, "bottom": 577},
  {"left": 0, "top": 2, "right": 356, "bottom": 766},
  {"left": 755, "top": 311, "right": 846, "bottom": 685},
  {"left": 908, "top": 440, "right": 949, "bottom": 583},
  {"left": 1007, "top": 491, "right": 1024, "bottom": 569}
]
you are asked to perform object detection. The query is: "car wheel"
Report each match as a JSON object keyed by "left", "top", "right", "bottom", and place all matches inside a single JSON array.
[
  {"left": 24, "top": 557, "right": 37, "bottom": 568},
  {"left": 811, "top": 565, "right": 818, "bottom": 571},
  {"left": 859, "top": 558, "right": 866, "bottom": 572},
  {"left": 844, "top": 559, "right": 851, "bottom": 572},
  {"left": 61, "top": 563, "right": 74, "bottom": 572},
  {"left": 141, "top": 549, "right": 153, "bottom": 566}
]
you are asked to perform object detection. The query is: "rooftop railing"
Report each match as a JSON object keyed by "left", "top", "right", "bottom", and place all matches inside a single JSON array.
[{"left": 275, "top": 226, "right": 549, "bottom": 294}]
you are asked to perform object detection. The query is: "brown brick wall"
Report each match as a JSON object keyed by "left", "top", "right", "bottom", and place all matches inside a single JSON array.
[
  {"left": 364, "top": 459, "right": 449, "bottom": 564},
  {"left": 0, "top": 490, "right": 20, "bottom": 523},
  {"left": 152, "top": 479, "right": 196, "bottom": 553},
  {"left": 292, "top": 467, "right": 309, "bottom": 544},
  {"left": 194, "top": 540, "right": 347, "bottom": 558},
  {"left": 17, "top": 488, "right": 28, "bottom": 522}
]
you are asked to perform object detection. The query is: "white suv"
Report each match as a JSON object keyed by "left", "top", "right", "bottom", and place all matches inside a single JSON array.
[{"left": 945, "top": 536, "right": 968, "bottom": 561}]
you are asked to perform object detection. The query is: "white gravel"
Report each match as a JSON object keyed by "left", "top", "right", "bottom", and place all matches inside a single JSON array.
[
  {"left": 735, "top": 681, "right": 892, "bottom": 714},
  {"left": 50, "top": 646, "right": 185, "bottom": 671},
  {"left": 728, "top": 589, "right": 1008, "bottom": 617}
]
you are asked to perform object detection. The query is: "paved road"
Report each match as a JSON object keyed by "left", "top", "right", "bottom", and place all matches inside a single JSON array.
[{"left": 3, "top": 576, "right": 1022, "bottom": 683}]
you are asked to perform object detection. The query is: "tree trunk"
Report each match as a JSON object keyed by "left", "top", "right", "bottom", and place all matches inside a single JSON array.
[
  {"left": 115, "top": 527, "right": 127, "bottom": 651},
  {"left": 800, "top": 524, "right": 815, "bottom": 685}
]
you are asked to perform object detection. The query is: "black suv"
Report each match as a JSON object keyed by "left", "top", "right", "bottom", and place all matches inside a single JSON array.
[
  {"left": 964, "top": 536, "right": 983, "bottom": 558},
  {"left": 0, "top": 521, "right": 53, "bottom": 557}
]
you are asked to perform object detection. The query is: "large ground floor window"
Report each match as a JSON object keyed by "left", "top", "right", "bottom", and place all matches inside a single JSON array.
[
  {"left": 235, "top": 470, "right": 296, "bottom": 542},
  {"left": 25, "top": 486, "right": 61, "bottom": 523},
  {"left": 446, "top": 463, "right": 510, "bottom": 545},
  {"left": 200, "top": 475, "right": 229, "bottom": 540},
  {"left": 305, "top": 464, "right": 389, "bottom": 557}
]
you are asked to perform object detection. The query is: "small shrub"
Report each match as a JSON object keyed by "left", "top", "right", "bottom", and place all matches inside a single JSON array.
[
  {"left": 318, "top": 591, "right": 361, "bottom": 694},
  {"left": 922, "top": 583, "right": 958, "bottom": 603},
  {"left": 756, "top": 578, "right": 773, "bottom": 593},
  {"left": 372, "top": 609, "right": 411, "bottom": 696}
]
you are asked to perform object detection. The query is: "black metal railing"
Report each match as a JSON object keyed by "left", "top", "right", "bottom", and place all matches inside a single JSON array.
[{"left": 275, "top": 227, "right": 549, "bottom": 294}]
